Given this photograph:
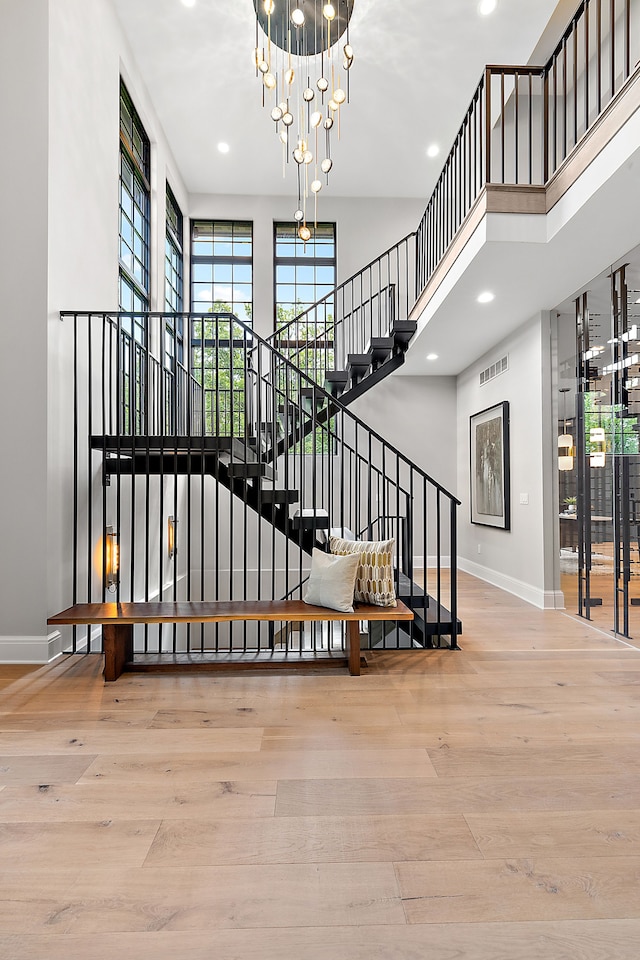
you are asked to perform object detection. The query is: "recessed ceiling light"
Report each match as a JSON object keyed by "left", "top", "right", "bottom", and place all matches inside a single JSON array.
[
  {"left": 426, "top": 353, "right": 439, "bottom": 361},
  {"left": 636, "top": 297, "right": 640, "bottom": 304},
  {"left": 426, "top": 144, "right": 440, "bottom": 159},
  {"left": 478, "top": 0, "right": 497, "bottom": 14},
  {"left": 181, "top": 0, "right": 196, "bottom": 7},
  {"left": 477, "top": 291, "right": 495, "bottom": 304},
  {"left": 218, "top": 142, "right": 230, "bottom": 154}
]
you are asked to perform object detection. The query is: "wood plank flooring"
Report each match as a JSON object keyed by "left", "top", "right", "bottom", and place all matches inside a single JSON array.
[{"left": 3, "top": 571, "right": 640, "bottom": 958}]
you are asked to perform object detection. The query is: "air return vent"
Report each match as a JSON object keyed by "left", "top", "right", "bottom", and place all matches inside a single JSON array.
[{"left": 480, "top": 355, "right": 508, "bottom": 386}]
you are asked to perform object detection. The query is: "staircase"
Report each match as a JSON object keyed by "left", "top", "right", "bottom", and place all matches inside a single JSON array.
[
  {"left": 66, "top": 307, "right": 460, "bottom": 663},
  {"left": 269, "top": 232, "right": 418, "bottom": 403}
]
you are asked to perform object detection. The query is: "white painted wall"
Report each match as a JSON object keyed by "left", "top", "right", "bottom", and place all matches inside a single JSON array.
[
  {"left": 46, "top": 0, "right": 190, "bottom": 657},
  {"left": 351, "top": 373, "right": 459, "bottom": 564},
  {"left": 456, "top": 312, "right": 561, "bottom": 608},
  {"left": 0, "top": 0, "right": 191, "bottom": 660},
  {"left": 350, "top": 374, "right": 457, "bottom": 493},
  {"left": 0, "top": 0, "right": 50, "bottom": 660}
]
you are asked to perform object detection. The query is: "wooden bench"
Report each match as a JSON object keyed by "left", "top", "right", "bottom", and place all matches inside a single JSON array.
[{"left": 48, "top": 599, "right": 414, "bottom": 681}]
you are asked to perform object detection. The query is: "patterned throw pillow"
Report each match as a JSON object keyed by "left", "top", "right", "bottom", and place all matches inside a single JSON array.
[{"left": 329, "top": 537, "right": 397, "bottom": 608}]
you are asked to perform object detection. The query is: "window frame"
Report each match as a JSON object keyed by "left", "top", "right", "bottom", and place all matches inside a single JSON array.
[
  {"left": 119, "top": 80, "right": 151, "bottom": 335},
  {"left": 189, "top": 220, "right": 254, "bottom": 438},
  {"left": 273, "top": 221, "right": 337, "bottom": 332},
  {"left": 189, "top": 219, "right": 254, "bottom": 328},
  {"left": 273, "top": 222, "right": 338, "bottom": 455},
  {"left": 164, "top": 183, "right": 184, "bottom": 369}
]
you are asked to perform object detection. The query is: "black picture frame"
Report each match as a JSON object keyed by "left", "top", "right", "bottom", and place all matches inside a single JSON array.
[{"left": 470, "top": 400, "right": 510, "bottom": 529}]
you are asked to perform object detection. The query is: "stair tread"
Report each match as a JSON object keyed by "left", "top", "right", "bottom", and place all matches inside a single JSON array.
[
  {"left": 324, "top": 372, "right": 348, "bottom": 398},
  {"left": 389, "top": 320, "right": 417, "bottom": 346},
  {"left": 366, "top": 337, "right": 395, "bottom": 365},
  {"left": 340, "top": 351, "right": 405, "bottom": 404},
  {"left": 390, "top": 320, "right": 417, "bottom": 333},
  {"left": 290, "top": 509, "right": 331, "bottom": 530},
  {"left": 259, "top": 488, "right": 299, "bottom": 504},
  {"left": 93, "top": 435, "right": 246, "bottom": 454},
  {"left": 347, "top": 353, "right": 372, "bottom": 367},
  {"left": 220, "top": 454, "right": 274, "bottom": 481}
]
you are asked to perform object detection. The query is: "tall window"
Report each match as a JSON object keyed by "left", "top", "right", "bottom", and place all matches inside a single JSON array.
[
  {"left": 274, "top": 223, "right": 337, "bottom": 453},
  {"left": 165, "top": 184, "right": 184, "bottom": 369},
  {"left": 119, "top": 80, "right": 151, "bottom": 340},
  {"left": 274, "top": 222, "right": 336, "bottom": 389},
  {"left": 190, "top": 221, "right": 253, "bottom": 436},
  {"left": 118, "top": 81, "right": 150, "bottom": 434},
  {"left": 191, "top": 220, "right": 253, "bottom": 325},
  {"left": 274, "top": 222, "right": 336, "bottom": 329}
]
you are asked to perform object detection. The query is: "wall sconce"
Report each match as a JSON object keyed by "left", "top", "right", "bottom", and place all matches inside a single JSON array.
[
  {"left": 168, "top": 517, "right": 178, "bottom": 559},
  {"left": 558, "top": 388, "right": 574, "bottom": 471},
  {"left": 589, "top": 427, "right": 606, "bottom": 467},
  {"left": 105, "top": 526, "right": 119, "bottom": 591}
]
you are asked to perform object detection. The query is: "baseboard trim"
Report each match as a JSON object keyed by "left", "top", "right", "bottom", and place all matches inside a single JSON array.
[
  {"left": 459, "top": 558, "right": 563, "bottom": 610},
  {"left": 0, "top": 631, "right": 63, "bottom": 664}
]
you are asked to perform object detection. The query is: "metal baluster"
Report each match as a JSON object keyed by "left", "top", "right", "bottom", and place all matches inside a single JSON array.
[
  {"left": 610, "top": 0, "right": 616, "bottom": 97},
  {"left": 485, "top": 68, "right": 492, "bottom": 185},
  {"left": 500, "top": 70, "right": 505, "bottom": 182},
  {"left": 597, "top": 0, "right": 602, "bottom": 113},
  {"left": 515, "top": 71, "right": 520, "bottom": 184}
]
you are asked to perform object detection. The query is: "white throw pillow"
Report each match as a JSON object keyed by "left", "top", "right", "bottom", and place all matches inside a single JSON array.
[
  {"left": 329, "top": 536, "right": 397, "bottom": 607},
  {"left": 303, "top": 548, "right": 360, "bottom": 613}
]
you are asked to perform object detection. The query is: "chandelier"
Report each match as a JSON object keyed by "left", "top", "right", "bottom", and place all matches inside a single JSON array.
[
  {"left": 558, "top": 388, "right": 574, "bottom": 472},
  {"left": 253, "top": 0, "right": 355, "bottom": 241}
]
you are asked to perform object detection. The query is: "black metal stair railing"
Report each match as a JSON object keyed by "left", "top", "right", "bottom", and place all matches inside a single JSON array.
[
  {"left": 270, "top": 0, "right": 639, "bottom": 370},
  {"left": 63, "top": 309, "right": 460, "bottom": 662},
  {"left": 417, "top": 0, "right": 638, "bottom": 294},
  {"left": 268, "top": 232, "right": 418, "bottom": 402}
]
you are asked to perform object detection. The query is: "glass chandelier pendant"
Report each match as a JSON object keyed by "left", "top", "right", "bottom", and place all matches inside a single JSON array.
[
  {"left": 589, "top": 426, "right": 606, "bottom": 468},
  {"left": 253, "top": 0, "right": 355, "bottom": 242},
  {"left": 558, "top": 388, "right": 574, "bottom": 472},
  {"left": 558, "top": 434, "right": 574, "bottom": 471}
]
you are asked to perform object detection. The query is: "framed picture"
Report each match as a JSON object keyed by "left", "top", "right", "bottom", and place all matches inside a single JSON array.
[{"left": 470, "top": 400, "right": 510, "bottom": 529}]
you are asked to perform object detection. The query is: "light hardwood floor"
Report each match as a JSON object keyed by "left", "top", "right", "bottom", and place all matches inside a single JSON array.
[
  {"left": 559, "top": 539, "right": 640, "bottom": 634},
  {"left": 2, "top": 572, "right": 640, "bottom": 958}
]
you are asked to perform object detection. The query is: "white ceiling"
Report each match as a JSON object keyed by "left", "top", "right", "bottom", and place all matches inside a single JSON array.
[{"left": 111, "top": 0, "right": 562, "bottom": 198}]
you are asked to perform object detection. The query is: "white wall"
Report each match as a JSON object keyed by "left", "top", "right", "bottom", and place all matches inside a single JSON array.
[
  {"left": 350, "top": 373, "right": 458, "bottom": 565},
  {"left": 0, "top": 0, "right": 191, "bottom": 661},
  {"left": 46, "top": 0, "right": 191, "bottom": 657},
  {"left": 0, "top": 0, "right": 50, "bottom": 660},
  {"left": 456, "top": 312, "right": 561, "bottom": 608},
  {"left": 350, "top": 374, "right": 457, "bottom": 493},
  {"left": 189, "top": 193, "right": 423, "bottom": 341}
]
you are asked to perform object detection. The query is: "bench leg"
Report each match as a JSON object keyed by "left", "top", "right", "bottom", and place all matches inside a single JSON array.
[
  {"left": 103, "top": 624, "right": 133, "bottom": 682},
  {"left": 347, "top": 620, "right": 361, "bottom": 676}
]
